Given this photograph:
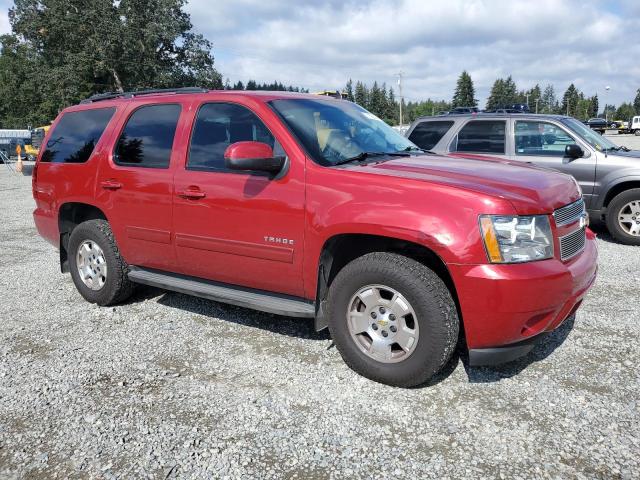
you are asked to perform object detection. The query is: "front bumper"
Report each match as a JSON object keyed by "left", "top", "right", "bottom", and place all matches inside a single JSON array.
[{"left": 449, "top": 229, "right": 598, "bottom": 365}]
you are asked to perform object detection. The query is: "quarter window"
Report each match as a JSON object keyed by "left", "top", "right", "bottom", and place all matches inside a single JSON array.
[
  {"left": 408, "top": 121, "right": 453, "bottom": 150},
  {"left": 41, "top": 108, "right": 115, "bottom": 163},
  {"left": 114, "top": 104, "right": 181, "bottom": 168},
  {"left": 515, "top": 121, "right": 577, "bottom": 156},
  {"left": 188, "top": 103, "right": 279, "bottom": 172},
  {"left": 451, "top": 120, "right": 506, "bottom": 154}
]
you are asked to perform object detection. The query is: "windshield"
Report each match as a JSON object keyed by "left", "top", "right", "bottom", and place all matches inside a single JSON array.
[
  {"left": 561, "top": 117, "right": 618, "bottom": 151},
  {"left": 270, "top": 98, "right": 418, "bottom": 166}
]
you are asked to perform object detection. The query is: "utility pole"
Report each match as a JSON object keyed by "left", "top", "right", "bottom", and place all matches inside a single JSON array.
[
  {"left": 526, "top": 93, "right": 530, "bottom": 107},
  {"left": 535, "top": 98, "right": 540, "bottom": 114},
  {"left": 396, "top": 72, "right": 404, "bottom": 126},
  {"left": 604, "top": 85, "right": 610, "bottom": 124}
]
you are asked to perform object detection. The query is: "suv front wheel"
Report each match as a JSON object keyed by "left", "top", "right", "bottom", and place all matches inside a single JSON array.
[
  {"left": 68, "top": 219, "right": 135, "bottom": 305},
  {"left": 327, "top": 252, "right": 459, "bottom": 387},
  {"left": 606, "top": 189, "right": 640, "bottom": 246}
]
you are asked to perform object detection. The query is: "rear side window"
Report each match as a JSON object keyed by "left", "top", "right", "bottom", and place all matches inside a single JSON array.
[
  {"left": 114, "top": 104, "right": 181, "bottom": 168},
  {"left": 451, "top": 120, "right": 506, "bottom": 154},
  {"left": 41, "top": 108, "right": 115, "bottom": 163},
  {"left": 188, "top": 103, "right": 278, "bottom": 172},
  {"left": 408, "top": 121, "right": 453, "bottom": 150}
]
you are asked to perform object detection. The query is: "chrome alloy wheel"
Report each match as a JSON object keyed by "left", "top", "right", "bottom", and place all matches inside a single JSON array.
[
  {"left": 618, "top": 200, "right": 640, "bottom": 236},
  {"left": 347, "top": 284, "right": 419, "bottom": 363},
  {"left": 76, "top": 240, "right": 107, "bottom": 291}
]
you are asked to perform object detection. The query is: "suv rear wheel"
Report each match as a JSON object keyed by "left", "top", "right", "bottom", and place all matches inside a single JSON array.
[
  {"left": 326, "top": 252, "right": 459, "bottom": 387},
  {"left": 68, "top": 219, "right": 135, "bottom": 305},
  {"left": 606, "top": 189, "right": 640, "bottom": 246}
]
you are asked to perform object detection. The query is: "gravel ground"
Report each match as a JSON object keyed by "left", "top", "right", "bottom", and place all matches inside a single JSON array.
[{"left": 0, "top": 164, "right": 639, "bottom": 479}]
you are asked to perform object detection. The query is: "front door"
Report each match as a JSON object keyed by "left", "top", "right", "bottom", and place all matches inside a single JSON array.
[
  {"left": 172, "top": 101, "right": 306, "bottom": 297},
  {"left": 511, "top": 119, "right": 596, "bottom": 205},
  {"left": 96, "top": 102, "right": 184, "bottom": 271}
]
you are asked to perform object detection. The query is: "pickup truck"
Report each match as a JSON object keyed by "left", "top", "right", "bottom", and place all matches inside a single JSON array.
[{"left": 32, "top": 89, "right": 597, "bottom": 387}]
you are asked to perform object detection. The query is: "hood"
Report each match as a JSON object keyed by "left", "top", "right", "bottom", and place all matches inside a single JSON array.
[
  {"left": 607, "top": 149, "right": 640, "bottom": 159},
  {"left": 352, "top": 153, "right": 580, "bottom": 214}
]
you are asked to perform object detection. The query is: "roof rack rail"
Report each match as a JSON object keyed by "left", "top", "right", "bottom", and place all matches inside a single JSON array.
[{"left": 80, "top": 87, "right": 208, "bottom": 104}]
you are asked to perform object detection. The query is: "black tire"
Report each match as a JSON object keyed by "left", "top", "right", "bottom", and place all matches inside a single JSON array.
[
  {"left": 326, "top": 252, "right": 459, "bottom": 387},
  {"left": 634, "top": 130, "right": 640, "bottom": 136},
  {"left": 605, "top": 188, "right": 640, "bottom": 246},
  {"left": 68, "top": 219, "right": 135, "bottom": 305}
]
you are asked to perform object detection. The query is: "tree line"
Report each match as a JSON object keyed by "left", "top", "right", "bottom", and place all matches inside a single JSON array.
[
  {"left": 346, "top": 72, "right": 640, "bottom": 125},
  {"left": 223, "top": 80, "right": 308, "bottom": 93}
]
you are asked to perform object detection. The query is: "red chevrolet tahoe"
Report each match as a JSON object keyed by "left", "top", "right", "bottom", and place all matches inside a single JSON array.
[{"left": 32, "top": 88, "right": 597, "bottom": 387}]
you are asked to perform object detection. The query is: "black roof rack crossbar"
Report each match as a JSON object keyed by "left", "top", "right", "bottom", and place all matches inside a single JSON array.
[{"left": 81, "top": 87, "right": 208, "bottom": 104}]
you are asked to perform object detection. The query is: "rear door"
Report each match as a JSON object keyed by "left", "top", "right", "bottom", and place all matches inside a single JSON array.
[
  {"left": 172, "top": 100, "right": 306, "bottom": 297},
  {"left": 510, "top": 119, "right": 596, "bottom": 201},
  {"left": 95, "top": 102, "right": 185, "bottom": 271},
  {"left": 448, "top": 119, "right": 510, "bottom": 159}
]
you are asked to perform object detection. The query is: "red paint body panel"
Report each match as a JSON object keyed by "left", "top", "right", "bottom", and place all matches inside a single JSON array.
[{"left": 32, "top": 90, "right": 598, "bottom": 352}]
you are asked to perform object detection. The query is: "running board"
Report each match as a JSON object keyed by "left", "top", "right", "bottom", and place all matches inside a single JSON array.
[{"left": 128, "top": 267, "right": 315, "bottom": 318}]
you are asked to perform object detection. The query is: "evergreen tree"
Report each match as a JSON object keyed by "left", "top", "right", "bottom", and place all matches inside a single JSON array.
[
  {"left": 345, "top": 79, "right": 355, "bottom": 102},
  {"left": 369, "top": 81, "right": 384, "bottom": 118},
  {"left": 588, "top": 95, "right": 599, "bottom": 118},
  {"left": 245, "top": 80, "right": 257, "bottom": 90},
  {"left": 503, "top": 76, "right": 518, "bottom": 105},
  {"left": 486, "top": 78, "right": 505, "bottom": 110},
  {"left": 561, "top": 84, "right": 580, "bottom": 116},
  {"left": 354, "top": 81, "right": 368, "bottom": 108},
  {"left": 634, "top": 89, "right": 640, "bottom": 115},
  {"left": 451, "top": 71, "right": 477, "bottom": 108},
  {"left": 540, "top": 84, "right": 558, "bottom": 114},
  {"left": 232, "top": 80, "right": 244, "bottom": 90},
  {"left": 386, "top": 87, "right": 398, "bottom": 124}
]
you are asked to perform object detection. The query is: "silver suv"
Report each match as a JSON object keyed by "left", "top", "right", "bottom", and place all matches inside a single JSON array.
[{"left": 406, "top": 113, "right": 640, "bottom": 245}]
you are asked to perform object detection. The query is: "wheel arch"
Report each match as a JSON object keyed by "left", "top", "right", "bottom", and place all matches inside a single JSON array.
[
  {"left": 58, "top": 202, "right": 108, "bottom": 272},
  {"left": 601, "top": 180, "right": 640, "bottom": 211},
  {"left": 313, "top": 233, "right": 460, "bottom": 332}
]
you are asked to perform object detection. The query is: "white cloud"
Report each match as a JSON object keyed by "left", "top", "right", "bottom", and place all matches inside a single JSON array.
[
  {"left": 0, "top": 8, "right": 10, "bottom": 35},
  {"left": 185, "top": 0, "right": 640, "bottom": 107}
]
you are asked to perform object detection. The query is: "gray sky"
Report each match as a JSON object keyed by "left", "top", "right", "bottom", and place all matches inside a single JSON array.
[{"left": 2, "top": 0, "right": 639, "bottom": 108}]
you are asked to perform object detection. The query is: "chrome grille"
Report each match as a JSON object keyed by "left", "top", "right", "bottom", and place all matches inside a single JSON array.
[
  {"left": 559, "top": 227, "right": 586, "bottom": 261},
  {"left": 554, "top": 198, "right": 586, "bottom": 226}
]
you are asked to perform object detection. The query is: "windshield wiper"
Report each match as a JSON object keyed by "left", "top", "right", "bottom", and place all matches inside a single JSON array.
[
  {"left": 603, "top": 146, "right": 630, "bottom": 152},
  {"left": 333, "top": 151, "right": 410, "bottom": 166},
  {"left": 400, "top": 146, "right": 436, "bottom": 154}
]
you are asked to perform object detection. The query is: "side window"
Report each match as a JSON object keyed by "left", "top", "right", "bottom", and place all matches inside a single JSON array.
[
  {"left": 41, "top": 108, "right": 115, "bottom": 163},
  {"left": 188, "top": 103, "right": 280, "bottom": 172},
  {"left": 114, "top": 104, "right": 181, "bottom": 168},
  {"left": 451, "top": 120, "right": 506, "bottom": 154},
  {"left": 515, "top": 121, "right": 576, "bottom": 156},
  {"left": 408, "top": 121, "right": 453, "bottom": 150}
]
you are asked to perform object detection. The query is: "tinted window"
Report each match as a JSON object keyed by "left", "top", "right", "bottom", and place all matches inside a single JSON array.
[
  {"left": 515, "top": 121, "right": 577, "bottom": 157},
  {"left": 41, "top": 108, "right": 115, "bottom": 163},
  {"left": 408, "top": 121, "right": 454, "bottom": 150},
  {"left": 452, "top": 120, "right": 505, "bottom": 154},
  {"left": 188, "top": 103, "right": 279, "bottom": 171},
  {"left": 114, "top": 104, "right": 181, "bottom": 168}
]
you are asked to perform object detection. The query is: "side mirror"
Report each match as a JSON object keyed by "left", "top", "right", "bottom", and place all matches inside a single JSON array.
[
  {"left": 565, "top": 144, "right": 584, "bottom": 159},
  {"left": 224, "top": 141, "right": 285, "bottom": 174}
]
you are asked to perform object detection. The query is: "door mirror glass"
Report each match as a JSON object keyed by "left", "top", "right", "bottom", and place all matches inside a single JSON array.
[
  {"left": 224, "top": 141, "right": 285, "bottom": 173},
  {"left": 565, "top": 144, "right": 584, "bottom": 159}
]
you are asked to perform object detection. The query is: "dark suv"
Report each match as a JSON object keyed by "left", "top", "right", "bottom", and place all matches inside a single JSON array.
[{"left": 406, "top": 113, "right": 640, "bottom": 245}]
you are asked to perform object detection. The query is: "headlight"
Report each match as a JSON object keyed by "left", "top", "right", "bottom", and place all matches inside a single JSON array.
[{"left": 479, "top": 215, "right": 554, "bottom": 263}]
